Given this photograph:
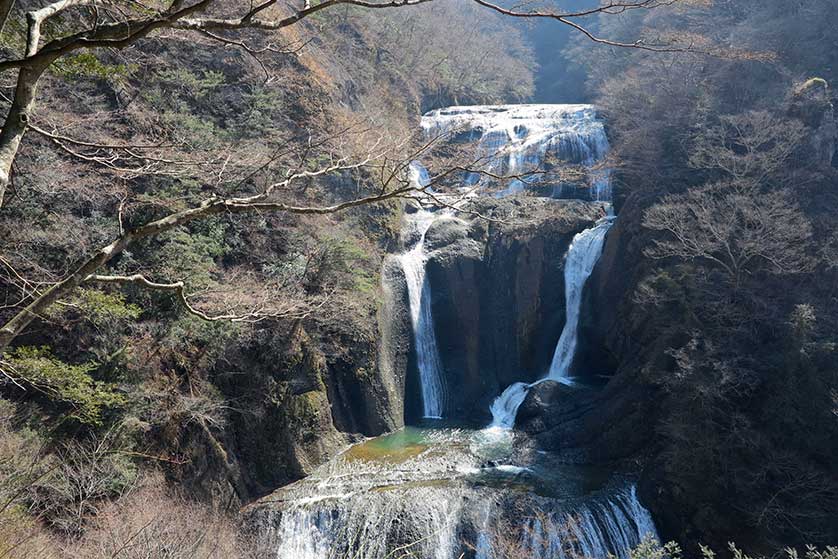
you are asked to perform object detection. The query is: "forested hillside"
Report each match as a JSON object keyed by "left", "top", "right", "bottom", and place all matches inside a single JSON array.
[
  {"left": 570, "top": 0, "right": 838, "bottom": 551},
  {"left": 0, "top": 2, "right": 533, "bottom": 556}
]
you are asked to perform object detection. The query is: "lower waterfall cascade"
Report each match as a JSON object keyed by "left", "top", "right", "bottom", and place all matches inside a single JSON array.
[
  {"left": 258, "top": 427, "right": 658, "bottom": 559},
  {"left": 489, "top": 213, "right": 614, "bottom": 430},
  {"left": 399, "top": 205, "right": 448, "bottom": 419},
  {"left": 254, "top": 104, "right": 660, "bottom": 558}
]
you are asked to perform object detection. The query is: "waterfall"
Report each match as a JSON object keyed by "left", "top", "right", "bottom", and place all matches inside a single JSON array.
[
  {"left": 421, "top": 104, "right": 610, "bottom": 199},
  {"left": 274, "top": 488, "right": 464, "bottom": 559},
  {"left": 488, "top": 217, "right": 613, "bottom": 430},
  {"left": 256, "top": 105, "right": 659, "bottom": 559},
  {"left": 547, "top": 216, "right": 614, "bottom": 380},
  {"left": 257, "top": 421, "right": 659, "bottom": 558},
  {"left": 488, "top": 381, "right": 530, "bottom": 429},
  {"left": 420, "top": 104, "right": 618, "bottom": 429},
  {"left": 400, "top": 207, "right": 447, "bottom": 419},
  {"left": 515, "top": 487, "right": 658, "bottom": 559},
  {"left": 265, "top": 478, "right": 657, "bottom": 559}
]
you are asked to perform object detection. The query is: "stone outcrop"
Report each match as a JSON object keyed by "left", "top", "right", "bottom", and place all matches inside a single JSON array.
[
  {"left": 388, "top": 196, "right": 605, "bottom": 421},
  {"left": 788, "top": 78, "right": 836, "bottom": 168}
]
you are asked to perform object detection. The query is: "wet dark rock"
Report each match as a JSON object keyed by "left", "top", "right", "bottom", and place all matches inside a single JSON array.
[
  {"left": 516, "top": 380, "right": 579, "bottom": 423},
  {"left": 516, "top": 373, "right": 656, "bottom": 463},
  {"left": 207, "top": 266, "right": 409, "bottom": 501},
  {"left": 384, "top": 196, "right": 604, "bottom": 421}
]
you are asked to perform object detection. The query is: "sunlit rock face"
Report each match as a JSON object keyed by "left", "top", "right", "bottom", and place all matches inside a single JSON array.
[{"left": 421, "top": 104, "right": 612, "bottom": 200}]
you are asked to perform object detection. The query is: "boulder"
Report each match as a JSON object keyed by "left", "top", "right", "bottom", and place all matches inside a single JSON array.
[
  {"left": 788, "top": 78, "right": 836, "bottom": 167},
  {"left": 516, "top": 380, "right": 577, "bottom": 421},
  {"left": 424, "top": 216, "right": 471, "bottom": 251}
]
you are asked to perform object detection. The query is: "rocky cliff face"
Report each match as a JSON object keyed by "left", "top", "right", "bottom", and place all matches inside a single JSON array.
[
  {"left": 788, "top": 78, "right": 836, "bottom": 168},
  {"left": 517, "top": 88, "right": 838, "bottom": 551},
  {"left": 184, "top": 306, "right": 395, "bottom": 501},
  {"left": 385, "top": 196, "right": 604, "bottom": 422}
]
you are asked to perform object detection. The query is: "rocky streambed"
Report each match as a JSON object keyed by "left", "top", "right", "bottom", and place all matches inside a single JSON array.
[{"left": 244, "top": 423, "right": 657, "bottom": 559}]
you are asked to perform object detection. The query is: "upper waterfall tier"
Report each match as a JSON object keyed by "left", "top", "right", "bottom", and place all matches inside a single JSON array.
[{"left": 421, "top": 104, "right": 612, "bottom": 200}]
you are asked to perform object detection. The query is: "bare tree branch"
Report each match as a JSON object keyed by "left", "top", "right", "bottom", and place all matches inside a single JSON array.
[
  {"left": 643, "top": 184, "right": 816, "bottom": 286},
  {"left": 26, "top": 0, "right": 97, "bottom": 58},
  {"left": 0, "top": 0, "right": 686, "bottom": 208},
  {"left": 0, "top": 146, "right": 423, "bottom": 351},
  {"left": 174, "top": 0, "right": 435, "bottom": 31},
  {"left": 470, "top": 0, "right": 690, "bottom": 52},
  {"left": 84, "top": 273, "right": 322, "bottom": 322}
]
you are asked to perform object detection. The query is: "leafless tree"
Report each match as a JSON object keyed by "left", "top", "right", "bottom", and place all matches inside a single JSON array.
[
  {"left": 688, "top": 111, "right": 807, "bottom": 185},
  {"left": 643, "top": 183, "right": 815, "bottom": 286},
  {"left": 0, "top": 135, "right": 407, "bottom": 352},
  {"left": 0, "top": 124, "right": 549, "bottom": 354},
  {"left": 0, "top": 0, "right": 690, "bottom": 355}
]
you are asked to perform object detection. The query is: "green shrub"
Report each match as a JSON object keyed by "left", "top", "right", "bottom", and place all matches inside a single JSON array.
[
  {"left": 156, "top": 68, "right": 226, "bottom": 98},
  {"left": 316, "top": 235, "right": 378, "bottom": 295},
  {"left": 2, "top": 347, "right": 125, "bottom": 427},
  {"left": 51, "top": 52, "right": 132, "bottom": 81},
  {"left": 143, "top": 221, "right": 228, "bottom": 290},
  {"left": 47, "top": 288, "right": 141, "bottom": 326}
]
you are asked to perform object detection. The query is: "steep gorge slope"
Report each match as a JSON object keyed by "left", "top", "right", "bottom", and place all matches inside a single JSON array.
[
  {"left": 547, "top": 2, "right": 838, "bottom": 550},
  {"left": 0, "top": 6, "right": 536, "bottom": 546}
]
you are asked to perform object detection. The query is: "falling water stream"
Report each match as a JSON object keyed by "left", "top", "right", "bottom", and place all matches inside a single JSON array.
[
  {"left": 489, "top": 214, "right": 614, "bottom": 430},
  {"left": 256, "top": 105, "right": 659, "bottom": 558},
  {"left": 400, "top": 206, "right": 448, "bottom": 419}
]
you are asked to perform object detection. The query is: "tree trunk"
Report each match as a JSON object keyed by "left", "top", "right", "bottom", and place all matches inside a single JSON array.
[
  {"left": 0, "top": 59, "right": 53, "bottom": 207},
  {"left": 0, "top": 234, "right": 135, "bottom": 351},
  {"left": 0, "top": 200, "right": 223, "bottom": 351}
]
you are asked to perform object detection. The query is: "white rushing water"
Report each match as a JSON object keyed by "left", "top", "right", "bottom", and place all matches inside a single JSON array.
[
  {"left": 514, "top": 486, "right": 656, "bottom": 559},
  {"left": 263, "top": 427, "right": 658, "bottom": 559},
  {"left": 260, "top": 105, "right": 660, "bottom": 559},
  {"left": 421, "top": 104, "right": 611, "bottom": 200},
  {"left": 487, "top": 217, "right": 614, "bottom": 430},
  {"left": 547, "top": 216, "right": 614, "bottom": 380},
  {"left": 488, "top": 381, "right": 531, "bottom": 429},
  {"left": 273, "top": 485, "right": 657, "bottom": 559},
  {"left": 274, "top": 487, "right": 464, "bottom": 559},
  {"left": 400, "top": 206, "right": 447, "bottom": 419}
]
